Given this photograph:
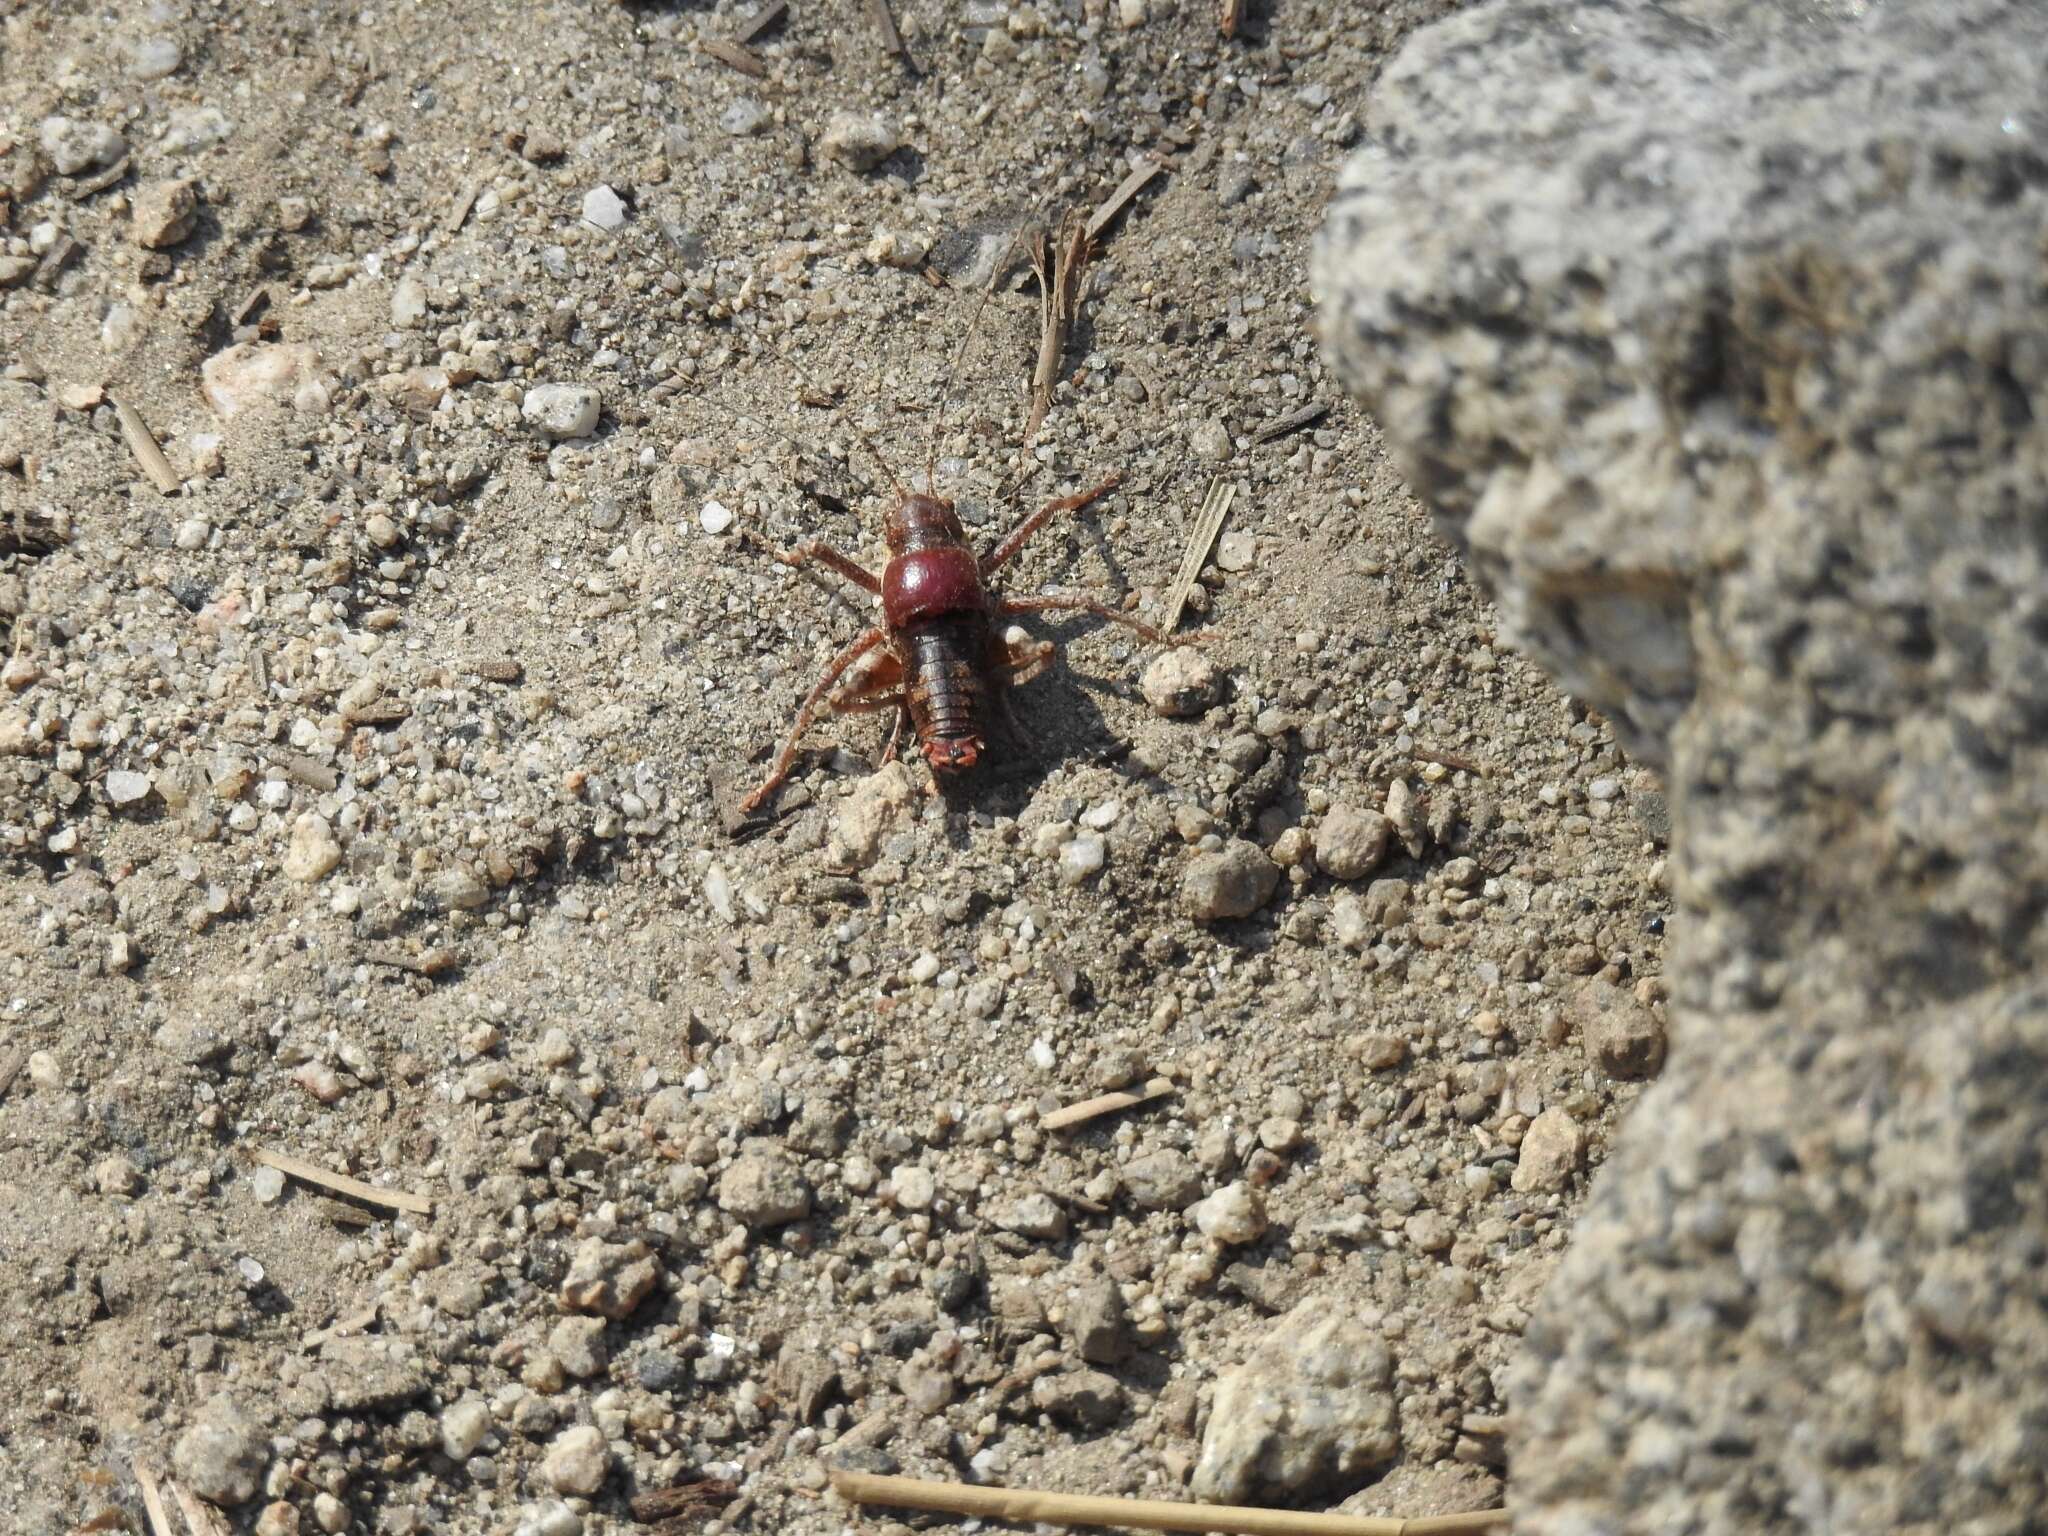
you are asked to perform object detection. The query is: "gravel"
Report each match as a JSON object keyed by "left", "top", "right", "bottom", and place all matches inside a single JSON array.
[
  {"left": 0, "top": 3, "right": 1668, "bottom": 1531},
  {"left": 541, "top": 1425, "right": 610, "bottom": 1496},
  {"left": 132, "top": 180, "right": 201, "bottom": 249}
]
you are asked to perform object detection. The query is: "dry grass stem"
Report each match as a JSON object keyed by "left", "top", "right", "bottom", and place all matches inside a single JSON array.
[
  {"left": 1163, "top": 477, "right": 1235, "bottom": 632},
  {"left": 1086, "top": 156, "right": 1166, "bottom": 243},
  {"left": 1222, "top": 0, "right": 1245, "bottom": 38},
  {"left": 1042, "top": 1075, "right": 1175, "bottom": 1131},
  {"left": 829, "top": 1470, "right": 1511, "bottom": 1536},
  {"left": 169, "top": 1480, "right": 232, "bottom": 1536},
  {"left": 250, "top": 1146, "right": 432, "bottom": 1215},
  {"left": 133, "top": 1465, "right": 175, "bottom": 1536},
  {"left": 1026, "top": 215, "right": 1092, "bottom": 445},
  {"left": 1253, "top": 401, "right": 1329, "bottom": 444}
]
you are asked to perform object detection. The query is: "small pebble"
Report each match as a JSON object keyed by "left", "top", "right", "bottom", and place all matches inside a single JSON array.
[
  {"left": 718, "top": 1154, "right": 812, "bottom": 1228},
  {"left": 891, "top": 1165, "right": 937, "bottom": 1211},
  {"left": 250, "top": 1166, "right": 287, "bottom": 1204},
  {"left": 1190, "top": 1182, "right": 1267, "bottom": 1245},
  {"left": 128, "top": 35, "right": 184, "bottom": 79},
  {"left": 522, "top": 384, "right": 601, "bottom": 439},
  {"left": 390, "top": 276, "right": 427, "bottom": 327},
  {"left": 820, "top": 111, "right": 904, "bottom": 171},
  {"left": 1058, "top": 834, "right": 1106, "bottom": 887},
  {"left": 1214, "top": 531, "right": 1257, "bottom": 572},
  {"left": 1141, "top": 648, "right": 1222, "bottom": 716},
  {"left": 1512, "top": 1108, "right": 1585, "bottom": 1193},
  {"left": 94, "top": 1154, "right": 142, "bottom": 1196},
  {"left": 541, "top": 1425, "right": 610, "bottom": 1496},
  {"left": 581, "top": 185, "right": 628, "bottom": 231},
  {"left": 105, "top": 770, "right": 152, "bottom": 807},
  {"left": 283, "top": 813, "right": 344, "bottom": 881},
  {"left": 1183, "top": 840, "right": 1280, "bottom": 921},
  {"left": 132, "top": 179, "right": 200, "bottom": 249},
  {"left": 440, "top": 1398, "right": 492, "bottom": 1461},
  {"left": 1316, "top": 805, "right": 1391, "bottom": 881},
  {"left": 1191, "top": 418, "right": 1233, "bottom": 462},
  {"left": 700, "top": 500, "right": 734, "bottom": 535},
  {"left": 40, "top": 116, "right": 127, "bottom": 176}
]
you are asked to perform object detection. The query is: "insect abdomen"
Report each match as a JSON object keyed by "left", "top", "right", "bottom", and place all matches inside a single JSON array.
[{"left": 904, "top": 614, "right": 993, "bottom": 772}]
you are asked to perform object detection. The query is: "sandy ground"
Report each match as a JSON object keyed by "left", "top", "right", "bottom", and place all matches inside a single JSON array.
[{"left": 0, "top": 2, "right": 1668, "bottom": 1532}]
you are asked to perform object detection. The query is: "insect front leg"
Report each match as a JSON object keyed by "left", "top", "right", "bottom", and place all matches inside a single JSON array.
[
  {"left": 744, "top": 530, "right": 883, "bottom": 595},
  {"left": 979, "top": 473, "right": 1123, "bottom": 578}
]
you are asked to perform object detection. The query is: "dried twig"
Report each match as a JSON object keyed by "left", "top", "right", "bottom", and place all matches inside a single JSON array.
[
  {"left": 1162, "top": 477, "right": 1235, "bottom": 633},
  {"left": 1413, "top": 744, "right": 1490, "bottom": 778},
  {"left": 1221, "top": 0, "right": 1245, "bottom": 38},
  {"left": 831, "top": 1471, "right": 1511, "bottom": 1536},
  {"left": 1026, "top": 215, "right": 1091, "bottom": 445},
  {"left": 68, "top": 156, "right": 132, "bottom": 200},
  {"left": 1042, "top": 1075, "right": 1174, "bottom": 1132},
  {"left": 735, "top": 0, "right": 789, "bottom": 45},
  {"left": 700, "top": 38, "right": 768, "bottom": 78},
  {"left": 864, "top": 0, "right": 912, "bottom": 67},
  {"left": 133, "top": 1465, "right": 176, "bottom": 1536},
  {"left": 1252, "top": 401, "right": 1329, "bottom": 444},
  {"left": 33, "top": 234, "right": 79, "bottom": 290},
  {"left": 444, "top": 175, "right": 486, "bottom": 236},
  {"left": 631, "top": 1477, "right": 740, "bottom": 1527},
  {"left": 113, "top": 399, "right": 181, "bottom": 495},
  {"left": 362, "top": 946, "right": 456, "bottom": 978},
  {"left": 249, "top": 1147, "right": 432, "bottom": 1216},
  {"left": 1085, "top": 156, "right": 1166, "bottom": 244}
]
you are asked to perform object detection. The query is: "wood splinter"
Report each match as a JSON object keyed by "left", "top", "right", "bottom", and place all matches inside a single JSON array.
[
  {"left": 249, "top": 1146, "right": 432, "bottom": 1216},
  {"left": 1042, "top": 1075, "right": 1175, "bottom": 1132},
  {"left": 829, "top": 1469, "right": 1512, "bottom": 1536}
]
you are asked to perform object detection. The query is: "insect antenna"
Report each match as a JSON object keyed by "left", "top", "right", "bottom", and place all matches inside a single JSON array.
[
  {"left": 855, "top": 430, "right": 909, "bottom": 500},
  {"left": 925, "top": 228, "right": 1031, "bottom": 495}
]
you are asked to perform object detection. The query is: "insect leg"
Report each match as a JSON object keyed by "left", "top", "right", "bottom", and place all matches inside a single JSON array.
[
  {"left": 979, "top": 472, "right": 1123, "bottom": 578},
  {"left": 740, "top": 627, "right": 888, "bottom": 814},
  {"left": 998, "top": 592, "right": 1196, "bottom": 647},
  {"left": 749, "top": 533, "right": 883, "bottom": 595}
]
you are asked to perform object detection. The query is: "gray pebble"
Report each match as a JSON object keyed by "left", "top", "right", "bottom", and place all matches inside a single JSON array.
[
  {"left": 820, "top": 111, "right": 905, "bottom": 171},
  {"left": 521, "top": 384, "right": 601, "bottom": 440},
  {"left": 1183, "top": 840, "right": 1281, "bottom": 921},
  {"left": 717, "top": 1152, "right": 812, "bottom": 1227},
  {"left": 40, "top": 116, "right": 127, "bottom": 176}
]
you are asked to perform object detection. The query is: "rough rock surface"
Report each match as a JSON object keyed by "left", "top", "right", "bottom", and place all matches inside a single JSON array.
[
  {"left": 1316, "top": 0, "right": 2048, "bottom": 1531},
  {"left": 1191, "top": 1302, "right": 1400, "bottom": 1504}
]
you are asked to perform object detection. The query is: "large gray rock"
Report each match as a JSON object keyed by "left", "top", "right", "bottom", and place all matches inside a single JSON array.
[{"left": 1315, "top": 1, "right": 2048, "bottom": 1532}]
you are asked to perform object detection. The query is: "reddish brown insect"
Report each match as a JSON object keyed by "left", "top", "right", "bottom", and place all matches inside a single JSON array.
[{"left": 737, "top": 467, "right": 1195, "bottom": 815}]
